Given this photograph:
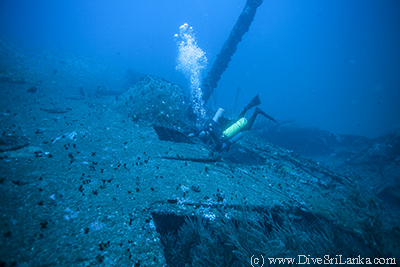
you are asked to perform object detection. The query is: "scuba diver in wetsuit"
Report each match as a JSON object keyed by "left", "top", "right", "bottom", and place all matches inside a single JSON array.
[{"left": 198, "top": 95, "right": 277, "bottom": 151}]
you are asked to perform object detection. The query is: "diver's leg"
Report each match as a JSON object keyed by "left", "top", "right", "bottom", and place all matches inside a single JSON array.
[
  {"left": 242, "top": 107, "right": 277, "bottom": 131},
  {"left": 238, "top": 94, "right": 261, "bottom": 119},
  {"left": 238, "top": 108, "right": 247, "bottom": 119},
  {"left": 255, "top": 107, "right": 277, "bottom": 124},
  {"left": 242, "top": 110, "right": 258, "bottom": 131}
]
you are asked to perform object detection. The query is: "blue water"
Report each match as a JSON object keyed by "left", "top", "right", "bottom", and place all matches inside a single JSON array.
[{"left": 1, "top": 0, "right": 399, "bottom": 137}]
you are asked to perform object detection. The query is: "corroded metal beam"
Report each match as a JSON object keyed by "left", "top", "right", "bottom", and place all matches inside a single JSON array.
[{"left": 201, "top": 0, "right": 264, "bottom": 104}]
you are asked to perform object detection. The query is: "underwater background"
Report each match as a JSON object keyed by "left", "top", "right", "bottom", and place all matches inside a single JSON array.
[{"left": 1, "top": 0, "right": 399, "bottom": 137}]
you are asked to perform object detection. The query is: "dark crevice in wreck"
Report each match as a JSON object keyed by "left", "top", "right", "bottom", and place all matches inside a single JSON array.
[
  {"left": 151, "top": 205, "right": 365, "bottom": 267},
  {"left": 153, "top": 125, "right": 193, "bottom": 144}
]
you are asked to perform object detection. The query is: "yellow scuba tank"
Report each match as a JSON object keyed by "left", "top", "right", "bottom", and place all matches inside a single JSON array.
[{"left": 222, "top": 118, "right": 248, "bottom": 140}]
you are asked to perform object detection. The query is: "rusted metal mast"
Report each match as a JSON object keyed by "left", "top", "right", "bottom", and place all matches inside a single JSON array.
[{"left": 201, "top": 0, "right": 264, "bottom": 105}]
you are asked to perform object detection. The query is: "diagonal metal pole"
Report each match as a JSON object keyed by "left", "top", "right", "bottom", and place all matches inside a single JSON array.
[{"left": 201, "top": 0, "right": 264, "bottom": 105}]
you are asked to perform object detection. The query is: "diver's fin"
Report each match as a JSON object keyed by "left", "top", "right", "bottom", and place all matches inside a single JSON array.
[
  {"left": 255, "top": 107, "right": 277, "bottom": 124},
  {"left": 245, "top": 94, "right": 261, "bottom": 110}
]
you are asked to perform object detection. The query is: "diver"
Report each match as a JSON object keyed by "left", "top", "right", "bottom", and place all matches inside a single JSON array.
[{"left": 197, "top": 95, "right": 277, "bottom": 151}]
